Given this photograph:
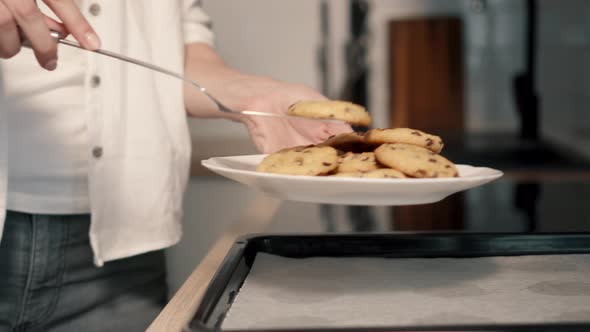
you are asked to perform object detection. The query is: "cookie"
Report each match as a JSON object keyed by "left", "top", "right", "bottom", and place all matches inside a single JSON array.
[
  {"left": 287, "top": 100, "right": 372, "bottom": 127},
  {"left": 331, "top": 172, "right": 365, "bottom": 178},
  {"left": 331, "top": 168, "right": 407, "bottom": 179},
  {"left": 365, "top": 128, "right": 444, "bottom": 153},
  {"left": 318, "top": 132, "right": 377, "bottom": 153},
  {"left": 374, "top": 143, "right": 458, "bottom": 178},
  {"left": 337, "top": 152, "right": 380, "bottom": 173},
  {"left": 362, "top": 168, "right": 407, "bottom": 179},
  {"left": 257, "top": 145, "right": 339, "bottom": 176}
]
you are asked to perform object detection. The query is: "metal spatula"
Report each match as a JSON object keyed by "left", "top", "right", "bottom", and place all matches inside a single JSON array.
[{"left": 21, "top": 30, "right": 345, "bottom": 124}]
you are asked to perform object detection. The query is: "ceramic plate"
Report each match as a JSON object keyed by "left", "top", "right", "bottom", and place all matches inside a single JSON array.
[{"left": 201, "top": 155, "right": 503, "bottom": 206}]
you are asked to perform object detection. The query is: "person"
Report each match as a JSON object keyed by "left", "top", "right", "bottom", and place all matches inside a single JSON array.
[{"left": 0, "top": 1, "right": 351, "bottom": 331}]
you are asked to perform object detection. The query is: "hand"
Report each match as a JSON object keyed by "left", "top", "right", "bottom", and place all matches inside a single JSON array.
[
  {"left": 231, "top": 77, "right": 353, "bottom": 153},
  {"left": 183, "top": 43, "right": 353, "bottom": 152},
  {"left": 0, "top": 0, "right": 100, "bottom": 70}
]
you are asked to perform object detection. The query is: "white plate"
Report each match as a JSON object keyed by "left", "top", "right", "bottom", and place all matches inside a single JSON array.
[{"left": 201, "top": 155, "right": 503, "bottom": 206}]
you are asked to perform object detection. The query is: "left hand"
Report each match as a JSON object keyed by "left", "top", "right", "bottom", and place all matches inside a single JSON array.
[
  {"left": 230, "top": 77, "right": 353, "bottom": 153},
  {"left": 183, "top": 44, "right": 352, "bottom": 152}
]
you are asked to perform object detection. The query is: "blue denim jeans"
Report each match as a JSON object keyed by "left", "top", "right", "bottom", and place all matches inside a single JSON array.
[{"left": 0, "top": 211, "right": 168, "bottom": 332}]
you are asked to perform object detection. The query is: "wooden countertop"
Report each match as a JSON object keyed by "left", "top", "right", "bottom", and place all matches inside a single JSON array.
[{"left": 146, "top": 194, "right": 281, "bottom": 332}]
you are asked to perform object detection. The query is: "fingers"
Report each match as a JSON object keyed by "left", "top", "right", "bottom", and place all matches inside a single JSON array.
[
  {"left": 0, "top": 0, "right": 20, "bottom": 58},
  {"left": 43, "top": 0, "right": 100, "bottom": 50},
  {"left": 44, "top": 15, "right": 67, "bottom": 37},
  {"left": 327, "top": 123, "right": 354, "bottom": 135},
  {"left": 0, "top": 0, "right": 100, "bottom": 70},
  {"left": 1, "top": 0, "right": 58, "bottom": 69}
]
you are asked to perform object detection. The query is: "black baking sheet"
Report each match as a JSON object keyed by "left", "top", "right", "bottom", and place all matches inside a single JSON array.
[{"left": 186, "top": 233, "right": 590, "bottom": 332}]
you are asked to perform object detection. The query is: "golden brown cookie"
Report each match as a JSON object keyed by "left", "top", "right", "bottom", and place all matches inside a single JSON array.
[
  {"left": 362, "top": 168, "right": 407, "bottom": 179},
  {"left": 257, "top": 145, "right": 339, "bottom": 176},
  {"left": 374, "top": 143, "right": 458, "bottom": 178},
  {"left": 331, "top": 168, "right": 407, "bottom": 179},
  {"left": 330, "top": 172, "right": 365, "bottom": 178},
  {"left": 287, "top": 100, "right": 372, "bottom": 127},
  {"left": 337, "top": 152, "right": 380, "bottom": 173},
  {"left": 365, "top": 128, "right": 444, "bottom": 153}
]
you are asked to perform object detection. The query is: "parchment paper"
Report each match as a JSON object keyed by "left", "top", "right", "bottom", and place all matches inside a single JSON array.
[{"left": 222, "top": 253, "right": 590, "bottom": 329}]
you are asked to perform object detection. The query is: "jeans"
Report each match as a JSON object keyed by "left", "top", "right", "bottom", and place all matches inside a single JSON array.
[{"left": 0, "top": 211, "right": 168, "bottom": 332}]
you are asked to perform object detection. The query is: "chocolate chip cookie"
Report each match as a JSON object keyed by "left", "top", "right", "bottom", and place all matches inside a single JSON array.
[
  {"left": 374, "top": 143, "right": 458, "bottom": 178},
  {"left": 256, "top": 145, "right": 339, "bottom": 176},
  {"left": 287, "top": 100, "right": 372, "bottom": 127},
  {"left": 331, "top": 168, "right": 407, "bottom": 179},
  {"left": 365, "top": 128, "right": 444, "bottom": 153},
  {"left": 337, "top": 152, "right": 380, "bottom": 173}
]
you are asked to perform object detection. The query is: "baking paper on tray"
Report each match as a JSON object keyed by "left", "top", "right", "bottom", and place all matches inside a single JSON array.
[{"left": 222, "top": 253, "right": 590, "bottom": 329}]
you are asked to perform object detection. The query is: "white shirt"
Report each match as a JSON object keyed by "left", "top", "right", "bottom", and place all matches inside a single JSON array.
[
  {"left": 0, "top": 0, "right": 214, "bottom": 266},
  {"left": 5, "top": 24, "right": 89, "bottom": 214}
]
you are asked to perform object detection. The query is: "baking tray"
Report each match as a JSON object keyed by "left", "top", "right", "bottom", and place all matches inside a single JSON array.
[{"left": 186, "top": 233, "right": 590, "bottom": 332}]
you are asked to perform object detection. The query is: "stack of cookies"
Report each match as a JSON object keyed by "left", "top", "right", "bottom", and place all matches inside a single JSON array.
[
  {"left": 257, "top": 128, "right": 459, "bottom": 179},
  {"left": 257, "top": 100, "right": 458, "bottom": 179}
]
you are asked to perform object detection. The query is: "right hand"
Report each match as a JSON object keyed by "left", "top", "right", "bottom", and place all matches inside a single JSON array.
[{"left": 0, "top": 0, "right": 100, "bottom": 71}]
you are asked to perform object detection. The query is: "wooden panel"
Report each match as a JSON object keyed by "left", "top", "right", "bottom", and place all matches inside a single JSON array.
[
  {"left": 388, "top": 16, "right": 464, "bottom": 132},
  {"left": 388, "top": 17, "right": 465, "bottom": 231}
]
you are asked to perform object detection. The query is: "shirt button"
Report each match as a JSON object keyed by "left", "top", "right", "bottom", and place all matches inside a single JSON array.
[
  {"left": 92, "top": 147, "right": 103, "bottom": 159},
  {"left": 91, "top": 75, "right": 101, "bottom": 88},
  {"left": 89, "top": 3, "right": 101, "bottom": 16}
]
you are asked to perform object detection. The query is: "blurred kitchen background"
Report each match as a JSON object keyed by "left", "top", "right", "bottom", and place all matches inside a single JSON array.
[{"left": 166, "top": 0, "right": 590, "bottom": 294}]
